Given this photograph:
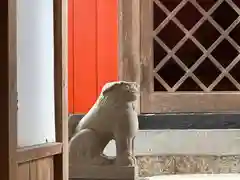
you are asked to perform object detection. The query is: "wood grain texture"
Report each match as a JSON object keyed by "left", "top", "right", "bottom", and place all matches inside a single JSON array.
[
  {"left": 118, "top": 0, "right": 141, "bottom": 113},
  {"left": 18, "top": 157, "right": 54, "bottom": 180},
  {"left": 144, "top": 93, "right": 240, "bottom": 113},
  {"left": 140, "top": 0, "right": 154, "bottom": 113},
  {"left": 17, "top": 143, "right": 62, "bottom": 163},
  {"left": 0, "top": 0, "right": 18, "bottom": 179},
  {"left": 18, "top": 163, "right": 30, "bottom": 180},
  {"left": 53, "top": 0, "right": 68, "bottom": 180}
]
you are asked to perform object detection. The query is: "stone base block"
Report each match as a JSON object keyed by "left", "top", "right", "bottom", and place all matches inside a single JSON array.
[
  {"left": 69, "top": 165, "right": 138, "bottom": 180},
  {"left": 137, "top": 155, "right": 240, "bottom": 177}
]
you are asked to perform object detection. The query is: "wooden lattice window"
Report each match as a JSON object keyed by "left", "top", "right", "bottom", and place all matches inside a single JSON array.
[{"left": 141, "top": 0, "right": 240, "bottom": 113}]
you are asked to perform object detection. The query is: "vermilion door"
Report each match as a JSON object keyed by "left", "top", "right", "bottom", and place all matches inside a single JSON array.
[{"left": 68, "top": 0, "right": 118, "bottom": 114}]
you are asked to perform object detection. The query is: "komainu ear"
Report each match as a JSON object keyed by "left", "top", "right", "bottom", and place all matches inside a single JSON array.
[{"left": 102, "top": 81, "right": 121, "bottom": 95}]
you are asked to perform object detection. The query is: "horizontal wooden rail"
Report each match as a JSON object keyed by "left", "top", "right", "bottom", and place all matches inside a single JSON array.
[{"left": 17, "top": 142, "right": 62, "bottom": 163}]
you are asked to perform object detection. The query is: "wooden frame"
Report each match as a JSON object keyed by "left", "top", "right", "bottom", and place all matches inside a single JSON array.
[
  {"left": 17, "top": 143, "right": 63, "bottom": 164},
  {"left": 0, "top": 0, "right": 18, "bottom": 179},
  {"left": 119, "top": 0, "right": 240, "bottom": 113},
  {"left": 1, "top": 0, "right": 68, "bottom": 180},
  {"left": 140, "top": 0, "right": 240, "bottom": 113},
  {"left": 53, "top": 0, "right": 69, "bottom": 180},
  {"left": 118, "top": 0, "right": 141, "bottom": 113}
]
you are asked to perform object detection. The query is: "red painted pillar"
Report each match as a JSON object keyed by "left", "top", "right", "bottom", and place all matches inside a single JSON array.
[
  {"left": 72, "top": 0, "right": 98, "bottom": 113},
  {"left": 68, "top": 0, "right": 118, "bottom": 114},
  {"left": 97, "top": 0, "right": 119, "bottom": 95},
  {"left": 68, "top": 0, "right": 74, "bottom": 113}
]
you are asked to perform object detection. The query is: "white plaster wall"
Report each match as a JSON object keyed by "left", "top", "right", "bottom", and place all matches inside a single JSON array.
[{"left": 17, "top": 0, "right": 56, "bottom": 147}]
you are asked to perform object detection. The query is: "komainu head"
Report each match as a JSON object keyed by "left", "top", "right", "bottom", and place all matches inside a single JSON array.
[{"left": 101, "top": 81, "right": 139, "bottom": 102}]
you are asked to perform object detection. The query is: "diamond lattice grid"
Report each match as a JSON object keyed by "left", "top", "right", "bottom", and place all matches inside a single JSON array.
[{"left": 153, "top": 0, "right": 240, "bottom": 92}]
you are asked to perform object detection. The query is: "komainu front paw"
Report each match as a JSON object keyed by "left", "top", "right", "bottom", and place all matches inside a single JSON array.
[{"left": 115, "top": 153, "right": 136, "bottom": 166}]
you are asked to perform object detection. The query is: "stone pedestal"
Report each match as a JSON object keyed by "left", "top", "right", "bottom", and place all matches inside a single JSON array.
[
  {"left": 69, "top": 165, "right": 138, "bottom": 180},
  {"left": 68, "top": 82, "right": 140, "bottom": 180}
]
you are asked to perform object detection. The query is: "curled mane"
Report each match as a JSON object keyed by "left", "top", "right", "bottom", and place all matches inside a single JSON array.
[
  {"left": 97, "top": 82, "right": 121, "bottom": 107},
  {"left": 97, "top": 81, "right": 137, "bottom": 107}
]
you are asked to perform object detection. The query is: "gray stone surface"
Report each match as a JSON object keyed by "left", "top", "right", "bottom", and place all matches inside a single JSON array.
[
  {"left": 149, "top": 174, "right": 240, "bottom": 180},
  {"left": 136, "top": 155, "right": 240, "bottom": 177},
  {"left": 104, "top": 130, "right": 240, "bottom": 156},
  {"left": 101, "top": 130, "right": 240, "bottom": 176}
]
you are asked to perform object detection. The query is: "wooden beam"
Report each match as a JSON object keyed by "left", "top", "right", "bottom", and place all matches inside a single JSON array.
[
  {"left": 0, "top": 0, "right": 18, "bottom": 179},
  {"left": 17, "top": 143, "right": 63, "bottom": 164},
  {"left": 53, "top": 0, "right": 68, "bottom": 180},
  {"left": 118, "top": 0, "right": 141, "bottom": 113},
  {"left": 118, "top": 0, "right": 141, "bottom": 83}
]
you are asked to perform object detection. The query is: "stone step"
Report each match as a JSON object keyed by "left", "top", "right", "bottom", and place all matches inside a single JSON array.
[
  {"left": 104, "top": 130, "right": 240, "bottom": 176},
  {"left": 148, "top": 174, "right": 240, "bottom": 180}
]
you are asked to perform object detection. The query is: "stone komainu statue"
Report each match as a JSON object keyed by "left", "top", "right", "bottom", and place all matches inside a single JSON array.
[{"left": 69, "top": 81, "right": 139, "bottom": 167}]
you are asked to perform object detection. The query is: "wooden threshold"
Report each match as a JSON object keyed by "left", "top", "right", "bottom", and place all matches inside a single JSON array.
[
  {"left": 69, "top": 113, "right": 240, "bottom": 129},
  {"left": 17, "top": 142, "right": 62, "bottom": 164}
]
